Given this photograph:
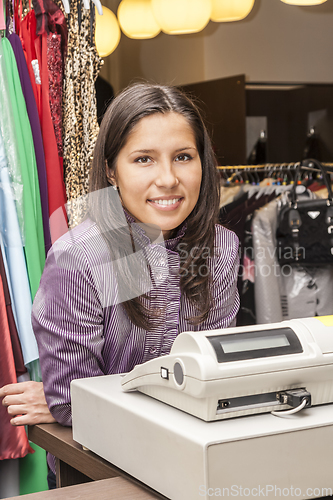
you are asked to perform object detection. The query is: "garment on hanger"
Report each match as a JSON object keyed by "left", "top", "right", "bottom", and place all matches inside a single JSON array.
[
  {"left": 32, "top": 0, "right": 68, "bottom": 157},
  {"left": 0, "top": 132, "right": 39, "bottom": 367},
  {"left": 283, "top": 266, "right": 333, "bottom": 319},
  {"left": 1, "top": 36, "right": 45, "bottom": 298},
  {"left": 20, "top": 8, "right": 68, "bottom": 243},
  {"left": 252, "top": 193, "right": 333, "bottom": 324},
  {"left": 8, "top": 32, "right": 52, "bottom": 254},
  {"left": 220, "top": 190, "right": 277, "bottom": 326},
  {"left": 252, "top": 198, "right": 284, "bottom": 324},
  {"left": 0, "top": 247, "right": 26, "bottom": 377},
  {"left": 0, "top": 273, "right": 33, "bottom": 460},
  {"left": 219, "top": 164, "right": 333, "bottom": 326},
  {"left": 47, "top": 32, "right": 63, "bottom": 155},
  {"left": 62, "top": 0, "right": 102, "bottom": 227},
  {"left": 219, "top": 185, "right": 243, "bottom": 208},
  {"left": 0, "top": 36, "right": 24, "bottom": 239}
]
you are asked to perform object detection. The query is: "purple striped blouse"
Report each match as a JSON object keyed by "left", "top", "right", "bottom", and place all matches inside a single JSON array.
[{"left": 32, "top": 217, "right": 239, "bottom": 427}]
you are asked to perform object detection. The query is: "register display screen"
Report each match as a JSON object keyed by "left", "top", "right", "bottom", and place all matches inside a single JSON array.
[
  {"left": 208, "top": 327, "right": 303, "bottom": 362},
  {"left": 220, "top": 334, "right": 290, "bottom": 354}
]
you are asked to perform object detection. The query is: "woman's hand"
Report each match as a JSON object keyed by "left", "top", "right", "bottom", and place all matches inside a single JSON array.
[{"left": 0, "top": 381, "right": 56, "bottom": 426}]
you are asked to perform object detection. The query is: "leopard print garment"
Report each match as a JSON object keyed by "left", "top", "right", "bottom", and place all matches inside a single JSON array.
[{"left": 62, "top": 1, "right": 102, "bottom": 227}]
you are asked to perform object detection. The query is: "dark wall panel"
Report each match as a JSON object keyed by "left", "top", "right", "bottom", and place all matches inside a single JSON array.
[{"left": 181, "top": 75, "right": 246, "bottom": 166}]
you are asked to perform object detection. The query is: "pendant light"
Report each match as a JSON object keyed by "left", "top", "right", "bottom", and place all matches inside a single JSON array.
[
  {"left": 280, "top": 0, "right": 327, "bottom": 4},
  {"left": 151, "top": 0, "right": 211, "bottom": 35},
  {"left": 95, "top": 6, "right": 121, "bottom": 57},
  {"left": 118, "top": 0, "right": 161, "bottom": 39},
  {"left": 211, "top": 0, "right": 255, "bottom": 22}
]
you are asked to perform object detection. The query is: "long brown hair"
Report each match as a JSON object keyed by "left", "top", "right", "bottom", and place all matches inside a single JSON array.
[{"left": 89, "top": 82, "right": 220, "bottom": 329}]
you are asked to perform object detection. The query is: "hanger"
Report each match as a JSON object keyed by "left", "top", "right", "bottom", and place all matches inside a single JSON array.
[
  {"left": 62, "top": 0, "right": 70, "bottom": 14},
  {"left": 244, "top": 167, "right": 256, "bottom": 186},
  {"left": 219, "top": 168, "right": 230, "bottom": 185},
  {"left": 63, "top": 0, "right": 103, "bottom": 16},
  {"left": 83, "top": 0, "right": 103, "bottom": 16}
]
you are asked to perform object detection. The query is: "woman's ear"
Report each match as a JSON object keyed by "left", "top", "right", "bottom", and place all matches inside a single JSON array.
[{"left": 105, "top": 160, "right": 117, "bottom": 187}]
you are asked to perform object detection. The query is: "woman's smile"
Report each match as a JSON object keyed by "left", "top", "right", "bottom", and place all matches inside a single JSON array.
[{"left": 147, "top": 196, "right": 184, "bottom": 210}]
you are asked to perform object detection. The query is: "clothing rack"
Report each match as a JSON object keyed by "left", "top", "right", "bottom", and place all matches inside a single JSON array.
[
  {"left": 218, "top": 162, "right": 333, "bottom": 172},
  {"left": 217, "top": 162, "right": 333, "bottom": 184}
]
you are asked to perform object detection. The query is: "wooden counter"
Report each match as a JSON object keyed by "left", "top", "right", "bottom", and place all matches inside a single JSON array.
[
  {"left": 6, "top": 477, "right": 159, "bottom": 500},
  {"left": 27, "top": 423, "right": 167, "bottom": 498}
]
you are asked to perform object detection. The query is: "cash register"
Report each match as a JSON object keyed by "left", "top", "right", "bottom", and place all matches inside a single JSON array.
[{"left": 121, "top": 315, "right": 333, "bottom": 420}]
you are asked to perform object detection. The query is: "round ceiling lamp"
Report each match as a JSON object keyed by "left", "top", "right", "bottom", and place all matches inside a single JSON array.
[
  {"left": 211, "top": 0, "right": 255, "bottom": 22},
  {"left": 151, "top": 0, "right": 212, "bottom": 35},
  {"left": 280, "top": 0, "right": 327, "bottom": 4},
  {"left": 118, "top": 0, "right": 161, "bottom": 39},
  {"left": 95, "top": 6, "right": 121, "bottom": 57}
]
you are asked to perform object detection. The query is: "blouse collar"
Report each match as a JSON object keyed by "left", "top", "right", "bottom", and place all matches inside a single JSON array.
[{"left": 123, "top": 209, "right": 186, "bottom": 252}]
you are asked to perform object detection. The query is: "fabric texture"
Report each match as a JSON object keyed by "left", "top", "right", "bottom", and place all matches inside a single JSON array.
[
  {"left": 8, "top": 32, "right": 52, "bottom": 255},
  {"left": 252, "top": 197, "right": 333, "bottom": 324},
  {"left": 2, "top": 37, "right": 45, "bottom": 298},
  {"left": 62, "top": 1, "right": 102, "bottom": 227},
  {"left": 46, "top": 32, "right": 63, "bottom": 156},
  {"left": 32, "top": 218, "right": 240, "bottom": 427},
  {"left": 32, "top": 0, "right": 67, "bottom": 158},
  {"left": 276, "top": 197, "right": 333, "bottom": 266},
  {"left": 20, "top": 10, "right": 68, "bottom": 243},
  {"left": 0, "top": 273, "right": 33, "bottom": 460},
  {"left": 0, "top": 127, "right": 39, "bottom": 366},
  {"left": 0, "top": 246, "right": 26, "bottom": 377}
]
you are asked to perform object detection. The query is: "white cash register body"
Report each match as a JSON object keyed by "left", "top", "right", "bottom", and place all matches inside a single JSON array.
[{"left": 71, "top": 316, "right": 333, "bottom": 500}]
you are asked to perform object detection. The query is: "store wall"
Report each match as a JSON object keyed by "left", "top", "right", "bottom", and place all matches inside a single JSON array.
[
  {"left": 203, "top": 0, "right": 333, "bottom": 84},
  {"left": 100, "top": 0, "right": 333, "bottom": 94},
  {"left": 99, "top": 0, "right": 206, "bottom": 92}
]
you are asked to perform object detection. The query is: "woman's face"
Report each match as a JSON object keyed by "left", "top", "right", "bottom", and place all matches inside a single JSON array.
[{"left": 110, "top": 112, "right": 202, "bottom": 239}]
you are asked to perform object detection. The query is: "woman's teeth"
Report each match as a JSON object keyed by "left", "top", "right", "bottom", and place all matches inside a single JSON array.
[{"left": 151, "top": 198, "right": 180, "bottom": 205}]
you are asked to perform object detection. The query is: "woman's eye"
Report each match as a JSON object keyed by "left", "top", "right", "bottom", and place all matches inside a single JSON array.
[
  {"left": 135, "top": 156, "right": 151, "bottom": 164},
  {"left": 175, "top": 153, "right": 192, "bottom": 162}
]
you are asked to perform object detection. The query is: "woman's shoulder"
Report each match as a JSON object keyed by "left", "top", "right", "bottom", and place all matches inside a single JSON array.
[
  {"left": 214, "top": 223, "right": 239, "bottom": 248},
  {"left": 212, "top": 224, "right": 239, "bottom": 270},
  {"left": 48, "top": 218, "right": 108, "bottom": 264}
]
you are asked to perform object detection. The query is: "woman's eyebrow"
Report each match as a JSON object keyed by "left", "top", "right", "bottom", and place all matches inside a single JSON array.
[
  {"left": 129, "top": 146, "right": 197, "bottom": 155},
  {"left": 130, "top": 149, "right": 155, "bottom": 154},
  {"left": 175, "top": 147, "right": 197, "bottom": 152}
]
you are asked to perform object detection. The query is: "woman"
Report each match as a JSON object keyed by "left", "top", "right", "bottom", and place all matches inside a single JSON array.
[{"left": 1, "top": 82, "right": 239, "bottom": 429}]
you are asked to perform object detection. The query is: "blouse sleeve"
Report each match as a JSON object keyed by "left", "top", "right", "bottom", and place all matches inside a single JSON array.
[
  {"left": 31, "top": 238, "right": 105, "bottom": 426},
  {"left": 199, "top": 226, "right": 240, "bottom": 331}
]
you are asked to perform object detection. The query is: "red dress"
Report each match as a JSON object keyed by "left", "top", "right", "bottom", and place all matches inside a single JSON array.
[
  {"left": 0, "top": 273, "right": 33, "bottom": 460},
  {"left": 20, "top": 10, "right": 68, "bottom": 243}
]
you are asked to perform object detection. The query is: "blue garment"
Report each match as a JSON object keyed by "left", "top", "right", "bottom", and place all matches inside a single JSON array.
[{"left": 0, "top": 132, "right": 39, "bottom": 366}]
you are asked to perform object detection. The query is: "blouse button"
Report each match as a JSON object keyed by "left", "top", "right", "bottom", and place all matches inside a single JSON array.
[{"left": 149, "top": 346, "right": 157, "bottom": 355}]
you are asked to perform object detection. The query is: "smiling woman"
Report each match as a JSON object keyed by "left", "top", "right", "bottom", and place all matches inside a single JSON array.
[
  {"left": 90, "top": 82, "right": 232, "bottom": 329},
  {"left": 1, "top": 83, "right": 240, "bottom": 484}
]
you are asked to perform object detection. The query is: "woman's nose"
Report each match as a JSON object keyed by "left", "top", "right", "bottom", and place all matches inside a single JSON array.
[{"left": 155, "top": 162, "right": 179, "bottom": 189}]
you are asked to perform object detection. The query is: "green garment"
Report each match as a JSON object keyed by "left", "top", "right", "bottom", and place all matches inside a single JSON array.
[
  {"left": 2, "top": 37, "right": 45, "bottom": 298},
  {"left": 20, "top": 443, "right": 48, "bottom": 494},
  {"left": 0, "top": 34, "right": 24, "bottom": 238},
  {"left": 1, "top": 38, "right": 48, "bottom": 496}
]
